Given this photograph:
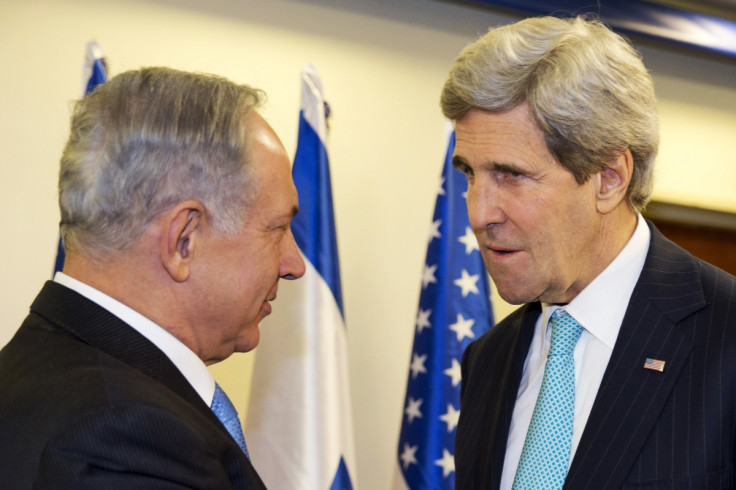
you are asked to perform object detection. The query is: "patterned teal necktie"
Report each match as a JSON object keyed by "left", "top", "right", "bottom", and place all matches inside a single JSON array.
[
  {"left": 512, "top": 310, "right": 584, "bottom": 489},
  {"left": 211, "top": 383, "right": 250, "bottom": 459}
]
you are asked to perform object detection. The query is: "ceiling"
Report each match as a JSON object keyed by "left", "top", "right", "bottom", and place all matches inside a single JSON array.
[
  {"left": 651, "top": 0, "right": 736, "bottom": 20},
  {"left": 453, "top": 0, "right": 736, "bottom": 59}
]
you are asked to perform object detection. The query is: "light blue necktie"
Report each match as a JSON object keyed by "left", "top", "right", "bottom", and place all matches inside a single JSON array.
[
  {"left": 211, "top": 383, "right": 250, "bottom": 459},
  {"left": 512, "top": 310, "right": 584, "bottom": 489}
]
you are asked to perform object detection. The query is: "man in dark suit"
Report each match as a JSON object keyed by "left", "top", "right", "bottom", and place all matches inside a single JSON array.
[
  {"left": 0, "top": 67, "right": 305, "bottom": 488},
  {"left": 441, "top": 15, "right": 736, "bottom": 489}
]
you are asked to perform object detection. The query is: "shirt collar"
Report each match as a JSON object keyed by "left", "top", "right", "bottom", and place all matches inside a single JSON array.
[
  {"left": 541, "top": 214, "right": 651, "bottom": 348},
  {"left": 53, "top": 271, "right": 216, "bottom": 405}
]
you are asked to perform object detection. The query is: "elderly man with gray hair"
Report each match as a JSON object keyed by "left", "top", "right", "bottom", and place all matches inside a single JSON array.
[
  {"left": 444, "top": 15, "right": 736, "bottom": 489},
  {"left": 0, "top": 67, "right": 305, "bottom": 488}
]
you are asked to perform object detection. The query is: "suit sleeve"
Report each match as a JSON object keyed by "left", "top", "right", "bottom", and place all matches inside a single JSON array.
[{"left": 32, "top": 404, "right": 246, "bottom": 490}]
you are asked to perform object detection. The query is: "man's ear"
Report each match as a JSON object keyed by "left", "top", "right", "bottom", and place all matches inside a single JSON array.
[
  {"left": 595, "top": 149, "right": 633, "bottom": 214},
  {"left": 161, "top": 200, "right": 205, "bottom": 282}
]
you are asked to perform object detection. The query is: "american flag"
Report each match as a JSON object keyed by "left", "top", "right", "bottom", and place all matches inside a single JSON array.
[
  {"left": 395, "top": 129, "right": 494, "bottom": 489},
  {"left": 644, "top": 358, "right": 665, "bottom": 372}
]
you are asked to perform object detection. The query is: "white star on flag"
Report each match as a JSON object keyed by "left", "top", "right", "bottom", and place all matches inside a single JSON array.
[
  {"left": 437, "top": 176, "right": 446, "bottom": 196},
  {"left": 444, "top": 358, "right": 462, "bottom": 387},
  {"left": 400, "top": 444, "right": 419, "bottom": 469},
  {"left": 410, "top": 354, "right": 428, "bottom": 379},
  {"left": 428, "top": 219, "right": 442, "bottom": 243},
  {"left": 453, "top": 269, "right": 480, "bottom": 297},
  {"left": 458, "top": 227, "right": 479, "bottom": 254},
  {"left": 439, "top": 404, "right": 460, "bottom": 432},
  {"left": 449, "top": 314, "right": 475, "bottom": 342},
  {"left": 435, "top": 449, "right": 455, "bottom": 478},
  {"left": 416, "top": 309, "right": 432, "bottom": 333},
  {"left": 405, "top": 397, "right": 423, "bottom": 423},
  {"left": 422, "top": 264, "right": 438, "bottom": 288}
]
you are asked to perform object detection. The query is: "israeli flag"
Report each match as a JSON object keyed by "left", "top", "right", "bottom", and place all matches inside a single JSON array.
[
  {"left": 394, "top": 127, "right": 494, "bottom": 489},
  {"left": 54, "top": 41, "right": 107, "bottom": 273},
  {"left": 246, "top": 64, "right": 357, "bottom": 490}
]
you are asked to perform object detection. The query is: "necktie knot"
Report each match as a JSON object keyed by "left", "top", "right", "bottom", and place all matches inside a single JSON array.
[
  {"left": 211, "top": 383, "right": 250, "bottom": 459},
  {"left": 548, "top": 310, "right": 584, "bottom": 357}
]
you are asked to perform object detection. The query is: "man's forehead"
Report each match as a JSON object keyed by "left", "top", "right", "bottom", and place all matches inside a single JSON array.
[{"left": 246, "top": 112, "right": 288, "bottom": 156}]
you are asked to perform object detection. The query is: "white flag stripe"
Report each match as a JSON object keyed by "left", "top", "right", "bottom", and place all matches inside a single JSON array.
[
  {"left": 301, "top": 64, "right": 328, "bottom": 143},
  {"left": 247, "top": 257, "right": 356, "bottom": 488}
]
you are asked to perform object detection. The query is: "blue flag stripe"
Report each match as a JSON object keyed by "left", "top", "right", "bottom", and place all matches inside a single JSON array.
[
  {"left": 85, "top": 58, "right": 107, "bottom": 94},
  {"left": 329, "top": 457, "right": 354, "bottom": 490},
  {"left": 291, "top": 111, "right": 344, "bottom": 315}
]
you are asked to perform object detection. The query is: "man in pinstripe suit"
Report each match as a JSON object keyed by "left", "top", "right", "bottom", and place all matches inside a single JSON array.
[
  {"left": 0, "top": 67, "right": 305, "bottom": 488},
  {"left": 441, "top": 16, "right": 736, "bottom": 489}
]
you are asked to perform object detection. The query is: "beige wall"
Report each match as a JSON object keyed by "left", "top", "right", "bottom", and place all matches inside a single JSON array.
[{"left": 1, "top": 0, "right": 735, "bottom": 488}]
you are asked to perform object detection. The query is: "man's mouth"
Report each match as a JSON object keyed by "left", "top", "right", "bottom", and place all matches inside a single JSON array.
[
  {"left": 488, "top": 245, "right": 519, "bottom": 258},
  {"left": 263, "top": 291, "right": 277, "bottom": 315},
  {"left": 262, "top": 300, "right": 273, "bottom": 315}
]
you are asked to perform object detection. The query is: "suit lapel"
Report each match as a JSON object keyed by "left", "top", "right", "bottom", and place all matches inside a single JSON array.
[
  {"left": 565, "top": 224, "right": 706, "bottom": 489},
  {"left": 476, "top": 303, "right": 539, "bottom": 489}
]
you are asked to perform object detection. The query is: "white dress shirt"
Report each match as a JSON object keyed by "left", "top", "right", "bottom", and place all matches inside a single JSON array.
[
  {"left": 53, "top": 272, "right": 216, "bottom": 406},
  {"left": 500, "top": 214, "right": 651, "bottom": 489}
]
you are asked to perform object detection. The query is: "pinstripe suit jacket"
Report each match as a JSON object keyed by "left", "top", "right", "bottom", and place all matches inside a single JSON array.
[
  {"left": 455, "top": 222, "right": 736, "bottom": 489},
  {"left": 0, "top": 281, "right": 266, "bottom": 489}
]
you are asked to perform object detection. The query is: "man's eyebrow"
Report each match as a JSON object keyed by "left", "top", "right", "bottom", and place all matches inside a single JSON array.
[
  {"left": 453, "top": 156, "right": 523, "bottom": 175},
  {"left": 272, "top": 206, "right": 299, "bottom": 223},
  {"left": 490, "top": 162, "right": 524, "bottom": 174},
  {"left": 452, "top": 155, "right": 469, "bottom": 170}
]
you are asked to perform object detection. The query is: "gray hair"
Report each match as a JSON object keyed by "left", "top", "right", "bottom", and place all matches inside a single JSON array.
[
  {"left": 59, "top": 66, "right": 265, "bottom": 255},
  {"left": 441, "top": 15, "right": 659, "bottom": 210}
]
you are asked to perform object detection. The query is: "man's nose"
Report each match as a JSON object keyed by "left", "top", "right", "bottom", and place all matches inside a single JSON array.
[
  {"left": 466, "top": 180, "right": 504, "bottom": 232},
  {"left": 280, "top": 229, "right": 306, "bottom": 280}
]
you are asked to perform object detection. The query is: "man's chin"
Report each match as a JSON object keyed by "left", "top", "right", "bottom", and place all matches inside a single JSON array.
[
  {"left": 495, "top": 285, "right": 536, "bottom": 306},
  {"left": 233, "top": 323, "right": 261, "bottom": 353}
]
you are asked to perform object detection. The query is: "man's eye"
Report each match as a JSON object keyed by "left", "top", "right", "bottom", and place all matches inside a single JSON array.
[
  {"left": 493, "top": 168, "right": 526, "bottom": 183},
  {"left": 456, "top": 165, "right": 473, "bottom": 178}
]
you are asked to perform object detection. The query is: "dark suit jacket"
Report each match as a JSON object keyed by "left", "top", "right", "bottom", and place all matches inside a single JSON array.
[
  {"left": 0, "top": 281, "right": 266, "bottom": 489},
  {"left": 456, "top": 222, "right": 736, "bottom": 489}
]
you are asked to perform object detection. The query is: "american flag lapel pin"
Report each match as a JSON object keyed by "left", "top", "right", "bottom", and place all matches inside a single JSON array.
[{"left": 644, "top": 358, "right": 665, "bottom": 372}]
